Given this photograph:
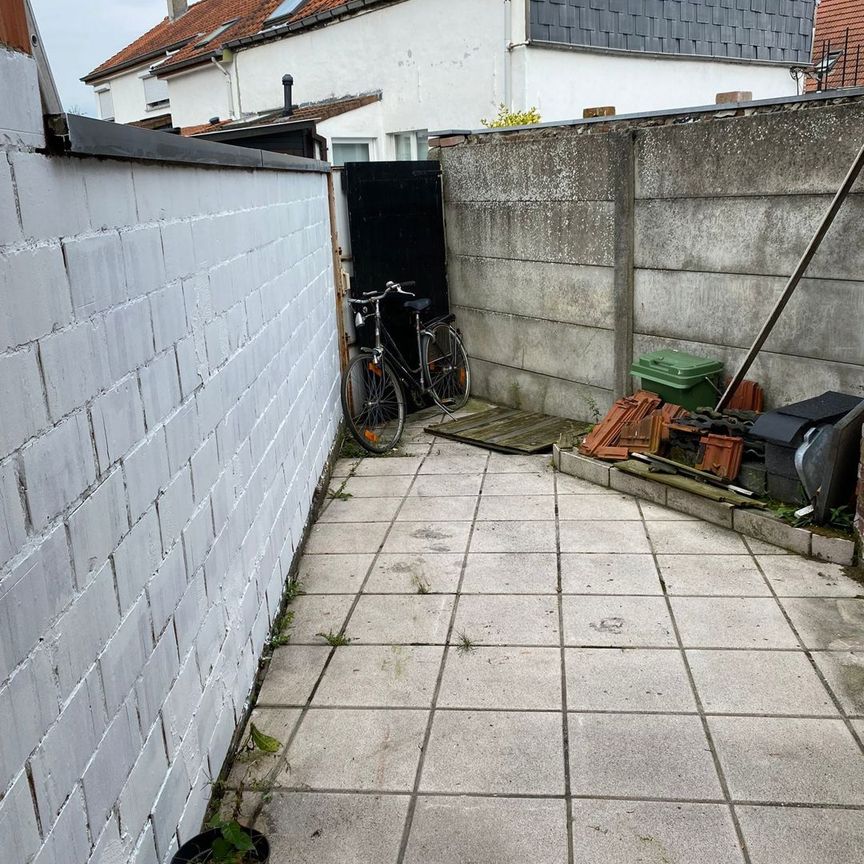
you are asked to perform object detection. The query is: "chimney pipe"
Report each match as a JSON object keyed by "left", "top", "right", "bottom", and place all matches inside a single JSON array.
[
  {"left": 282, "top": 74, "right": 294, "bottom": 116},
  {"left": 167, "top": 0, "right": 188, "bottom": 21}
]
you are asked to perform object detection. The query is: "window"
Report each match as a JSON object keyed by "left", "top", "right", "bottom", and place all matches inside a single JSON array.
[
  {"left": 196, "top": 19, "right": 239, "bottom": 46},
  {"left": 392, "top": 130, "right": 429, "bottom": 161},
  {"left": 143, "top": 74, "right": 169, "bottom": 108},
  {"left": 96, "top": 87, "right": 114, "bottom": 121},
  {"left": 266, "top": 0, "right": 307, "bottom": 25},
  {"left": 332, "top": 141, "right": 371, "bottom": 166}
]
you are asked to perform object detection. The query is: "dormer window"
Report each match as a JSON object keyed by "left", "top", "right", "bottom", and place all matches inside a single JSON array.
[
  {"left": 196, "top": 19, "right": 239, "bottom": 47},
  {"left": 266, "top": 0, "right": 307, "bottom": 26}
]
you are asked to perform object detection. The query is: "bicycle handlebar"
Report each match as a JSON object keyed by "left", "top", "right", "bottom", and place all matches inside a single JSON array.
[{"left": 350, "top": 281, "right": 416, "bottom": 304}]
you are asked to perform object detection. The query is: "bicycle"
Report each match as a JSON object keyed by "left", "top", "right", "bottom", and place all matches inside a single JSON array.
[{"left": 340, "top": 280, "right": 471, "bottom": 453}]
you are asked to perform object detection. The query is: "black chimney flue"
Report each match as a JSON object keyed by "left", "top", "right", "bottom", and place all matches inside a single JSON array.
[{"left": 282, "top": 74, "right": 294, "bottom": 117}]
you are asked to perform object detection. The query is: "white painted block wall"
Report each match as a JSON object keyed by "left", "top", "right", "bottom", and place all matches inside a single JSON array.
[{"left": 0, "top": 46, "right": 341, "bottom": 864}]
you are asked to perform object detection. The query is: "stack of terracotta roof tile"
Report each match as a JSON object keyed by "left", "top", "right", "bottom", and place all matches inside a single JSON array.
[
  {"left": 580, "top": 391, "right": 663, "bottom": 461},
  {"left": 725, "top": 380, "right": 764, "bottom": 412}
]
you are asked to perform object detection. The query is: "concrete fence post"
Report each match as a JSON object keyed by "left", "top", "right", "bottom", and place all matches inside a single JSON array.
[{"left": 612, "top": 130, "right": 636, "bottom": 399}]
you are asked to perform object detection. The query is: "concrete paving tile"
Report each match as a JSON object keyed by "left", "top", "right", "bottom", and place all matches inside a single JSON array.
[
  {"left": 313, "top": 645, "right": 444, "bottom": 708},
  {"left": 405, "top": 796, "right": 568, "bottom": 864},
  {"left": 228, "top": 707, "right": 301, "bottom": 787},
  {"left": 658, "top": 554, "right": 770, "bottom": 596},
  {"left": 278, "top": 708, "right": 428, "bottom": 791},
  {"left": 257, "top": 792, "right": 409, "bottom": 864},
  {"left": 349, "top": 594, "right": 454, "bottom": 644},
  {"left": 709, "top": 716, "right": 864, "bottom": 804},
  {"left": 257, "top": 645, "right": 331, "bottom": 705},
  {"left": 296, "top": 553, "right": 374, "bottom": 594},
  {"left": 287, "top": 595, "right": 355, "bottom": 644},
  {"left": 571, "top": 800, "right": 745, "bottom": 864},
  {"left": 562, "top": 596, "right": 676, "bottom": 647},
  {"left": 336, "top": 474, "right": 414, "bottom": 498},
  {"left": 671, "top": 597, "right": 799, "bottom": 649},
  {"left": 397, "top": 495, "right": 477, "bottom": 522},
  {"left": 559, "top": 520, "right": 651, "bottom": 554},
  {"left": 391, "top": 442, "right": 432, "bottom": 457},
  {"left": 306, "top": 521, "right": 389, "bottom": 554},
  {"left": 744, "top": 536, "right": 792, "bottom": 555},
  {"left": 382, "top": 521, "right": 472, "bottom": 554},
  {"left": 410, "top": 473, "right": 484, "bottom": 497},
  {"left": 757, "top": 556, "right": 862, "bottom": 597},
  {"left": 330, "top": 458, "right": 359, "bottom": 477},
  {"left": 426, "top": 440, "right": 486, "bottom": 454},
  {"left": 736, "top": 804, "right": 864, "bottom": 864},
  {"left": 476, "top": 494, "right": 556, "bottom": 521},
  {"left": 318, "top": 496, "right": 403, "bottom": 523},
  {"left": 352, "top": 456, "right": 423, "bottom": 476},
  {"left": 565, "top": 648, "right": 696, "bottom": 712},
  {"left": 639, "top": 501, "right": 699, "bottom": 520},
  {"left": 483, "top": 472, "right": 554, "bottom": 495},
  {"left": 364, "top": 553, "right": 464, "bottom": 594},
  {"left": 558, "top": 494, "right": 642, "bottom": 521},
  {"left": 811, "top": 651, "right": 864, "bottom": 715},
  {"left": 687, "top": 650, "right": 837, "bottom": 716},
  {"left": 556, "top": 473, "right": 611, "bottom": 494},
  {"left": 454, "top": 594, "right": 559, "bottom": 646},
  {"left": 779, "top": 598, "right": 864, "bottom": 650},
  {"left": 419, "top": 454, "right": 489, "bottom": 475},
  {"left": 461, "top": 552, "right": 557, "bottom": 594},
  {"left": 647, "top": 520, "right": 749, "bottom": 554},
  {"left": 486, "top": 452, "right": 554, "bottom": 474},
  {"left": 561, "top": 553, "right": 662, "bottom": 594},
  {"left": 569, "top": 713, "right": 723, "bottom": 800},
  {"left": 421, "top": 709, "right": 565, "bottom": 795},
  {"left": 470, "top": 520, "right": 557, "bottom": 553},
  {"left": 438, "top": 646, "right": 562, "bottom": 710}
]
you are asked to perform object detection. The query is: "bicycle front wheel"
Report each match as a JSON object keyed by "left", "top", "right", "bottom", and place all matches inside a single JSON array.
[
  {"left": 423, "top": 324, "right": 471, "bottom": 411},
  {"left": 341, "top": 354, "right": 406, "bottom": 453}
]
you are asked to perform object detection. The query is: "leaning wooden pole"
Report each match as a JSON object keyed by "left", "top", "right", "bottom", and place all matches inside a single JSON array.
[{"left": 716, "top": 141, "right": 864, "bottom": 411}]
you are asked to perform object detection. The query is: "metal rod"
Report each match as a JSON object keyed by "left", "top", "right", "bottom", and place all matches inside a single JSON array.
[
  {"left": 855, "top": 45, "right": 861, "bottom": 87},
  {"left": 842, "top": 27, "right": 849, "bottom": 88},
  {"left": 716, "top": 141, "right": 864, "bottom": 411}
]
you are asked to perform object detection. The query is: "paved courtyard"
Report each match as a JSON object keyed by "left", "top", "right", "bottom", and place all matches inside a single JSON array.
[{"left": 226, "top": 410, "right": 864, "bottom": 863}]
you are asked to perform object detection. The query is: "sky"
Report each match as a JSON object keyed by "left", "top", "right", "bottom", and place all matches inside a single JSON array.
[{"left": 31, "top": 0, "right": 173, "bottom": 115}]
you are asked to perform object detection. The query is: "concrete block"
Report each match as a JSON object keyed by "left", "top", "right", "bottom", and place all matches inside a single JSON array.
[
  {"left": 62, "top": 232, "right": 128, "bottom": 319},
  {"left": 0, "top": 525, "right": 74, "bottom": 677},
  {"left": 161, "top": 649, "right": 202, "bottom": 758},
  {"left": 733, "top": 508, "right": 812, "bottom": 556},
  {"left": 89, "top": 812, "right": 130, "bottom": 864},
  {"left": 665, "top": 487, "right": 735, "bottom": 528},
  {"left": 0, "top": 458, "right": 26, "bottom": 569},
  {"left": 83, "top": 162, "right": 137, "bottom": 230},
  {"left": 67, "top": 468, "right": 128, "bottom": 584},
  {"left": 31, "top": 789, "right": 90, "bottom": 864},
  {"left": 0, "top": 244, "right": 72, "bottom": 351},
  {"left": 0, "top": 347, "right": 48, "bottom": 459},
  {"left": 40, "top": 321, "right": 110, "bottom": 420},
  {"left": 0, "top": 49, "right": 44, "bottom": 150},
  {"left": 150, "top": 283, "right": 189, "bottom": 353},
  {"left": 204, "top": 315, "right": 230, "bottom": 370},
  {"left": 557, "top": 448, "right": 611, "bottom": 488},
  {"left": 99, "top": 594, "right": 154, "bottom": 715},
  {"left": 91, "top": 377, "right": 146, "bottom": 471},
  {"left": 135, "top": 625, "right": 179, "bottom": 734},
  {"left": 610, "top": 467, "right": 669, "bottom": 505},
  {"left": 161, "top": 220, "right": 196, "bottom": 282},
  {"left": 191, "top": 435, "right": 219, "bottom": 502},
  {"left": 182, "top": 500, "right": 214, "bottom": 577},
  {"left": 30, "top": 670, "right": 107, "bottom": 827},
  {"left": 51, "top": 560, "right": 120, "bottom": 698},
  {"left": 0, "top": 156, "right": 22, "bottom": 246},
  {"left": 101, "top": 298, "right": 155, "bottom": 379},
  {"left": 173, "top": 571, "right": 207, "bottom": 657},
  {"left": 147, "top": 542, "right": 187, "bottom": 637},
  {"left": 21, "top": 411, "right": 96, "bottom": 529},
  {"left": 176, "top": 334, "right": 205, "bottom": 398},
  {"left": 114, "top": 507, "right": 163, "bottom": 613},
  {"left": 158, "top": 466, "right": 194, "bottom": 554},
  {"left": 82, "top": 698, "right": 140, "bottom": 827},
  {"left": 0, "top": 644, "right": 58, "bottom": 793},
  {"left": 121, "top": 225, "right": 166, "bottom": 299},
  {"left": 140, "top": 350, "right": 182, "bottom": 431},
  {"left": 0, "top": 770, "right": 41, "bottom": 864},
  {"left": 811, "top": 533, "right": 856, "bottom": 567},
  {"left": 151, "top": 753, "right": 192, "bottom": 861},
  {"left": 118, "top": 725, "right": 169, "bottom": 845},
  {"left": 164, "top": 399, "right": 201, "bottom": 474},
  {"left": 123, "top": 429, "right": 170, "bottom": 524},
  {"left": 10, "top": 152, "right": 89, "bottom": 241}
]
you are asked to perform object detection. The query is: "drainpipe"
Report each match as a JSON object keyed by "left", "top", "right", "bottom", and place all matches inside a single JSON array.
[
  {"left": 210, "top": 56, "right": 235, "bottom": 119},
  {"left": 504, "top": 0, "right": 512, "bottom": 109}
]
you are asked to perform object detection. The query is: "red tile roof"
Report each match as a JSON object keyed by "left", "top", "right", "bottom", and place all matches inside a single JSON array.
[
  {"left": 83, "top": 0, "right": 355, "bottom": 83},
  {"left": 806, "top": 0, "right": 864, "bottom": 90}
]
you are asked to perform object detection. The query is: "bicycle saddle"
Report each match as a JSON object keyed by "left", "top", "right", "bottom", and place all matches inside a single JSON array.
[{"left": 403, "top": 297, "right": 431, "bottom": 312}]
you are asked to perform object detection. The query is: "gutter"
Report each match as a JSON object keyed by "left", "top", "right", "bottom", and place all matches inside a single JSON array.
[{"left": 81, "top": 38, "right": 194, "bottom": 84}]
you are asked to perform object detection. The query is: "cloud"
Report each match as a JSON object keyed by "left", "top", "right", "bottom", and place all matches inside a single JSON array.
[{"left": 31, "top": 0, "right": 170, "bottom": 115}]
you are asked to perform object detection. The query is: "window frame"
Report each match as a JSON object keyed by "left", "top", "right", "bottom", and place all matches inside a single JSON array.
[
  {"left": 391, "top": 130, "right": 429, "bottom": 161},
  {"left": 331, "top": 138, "right": 375, "bottom": 167},
  {"left": 95, "top": 85, "right": 114, "bottom": 122},
  {"left": 140, "top": 72, "right": 170, "bottom": 110}
]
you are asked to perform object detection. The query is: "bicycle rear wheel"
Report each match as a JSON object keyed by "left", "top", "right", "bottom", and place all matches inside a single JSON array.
[
  {"left": 423, "top": 323, "right": 471, "bottom": 411},
  {"left": 341, "top": 354, "right": 406, "bottom": 453}
]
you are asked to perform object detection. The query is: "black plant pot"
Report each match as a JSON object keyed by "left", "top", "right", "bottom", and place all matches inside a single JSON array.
[{"left": 172, "top": 827, "right": 270, "bottom": 863}]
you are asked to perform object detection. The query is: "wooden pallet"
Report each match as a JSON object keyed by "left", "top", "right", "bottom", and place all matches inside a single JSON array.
[{"left": 425, "top": 408, "right": 587, "bottom": 454}]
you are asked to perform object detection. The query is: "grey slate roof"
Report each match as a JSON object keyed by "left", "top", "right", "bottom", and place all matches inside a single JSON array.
[{"left": 529, "top": 0, "right": 815, "bottom": 63}]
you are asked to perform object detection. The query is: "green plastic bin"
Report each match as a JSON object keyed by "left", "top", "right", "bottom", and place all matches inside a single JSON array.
[{"left": 630, "top": 349, "right": 723, "bottom": 412}]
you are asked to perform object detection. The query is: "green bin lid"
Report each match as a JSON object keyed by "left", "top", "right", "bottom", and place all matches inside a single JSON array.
[{"left": 630, "top": 349, "right": 723, "bottom": 390}]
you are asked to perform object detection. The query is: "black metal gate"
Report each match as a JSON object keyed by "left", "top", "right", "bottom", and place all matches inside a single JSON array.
[{"left": 342, "top": 160, "right": 449, "bottom": 365}]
